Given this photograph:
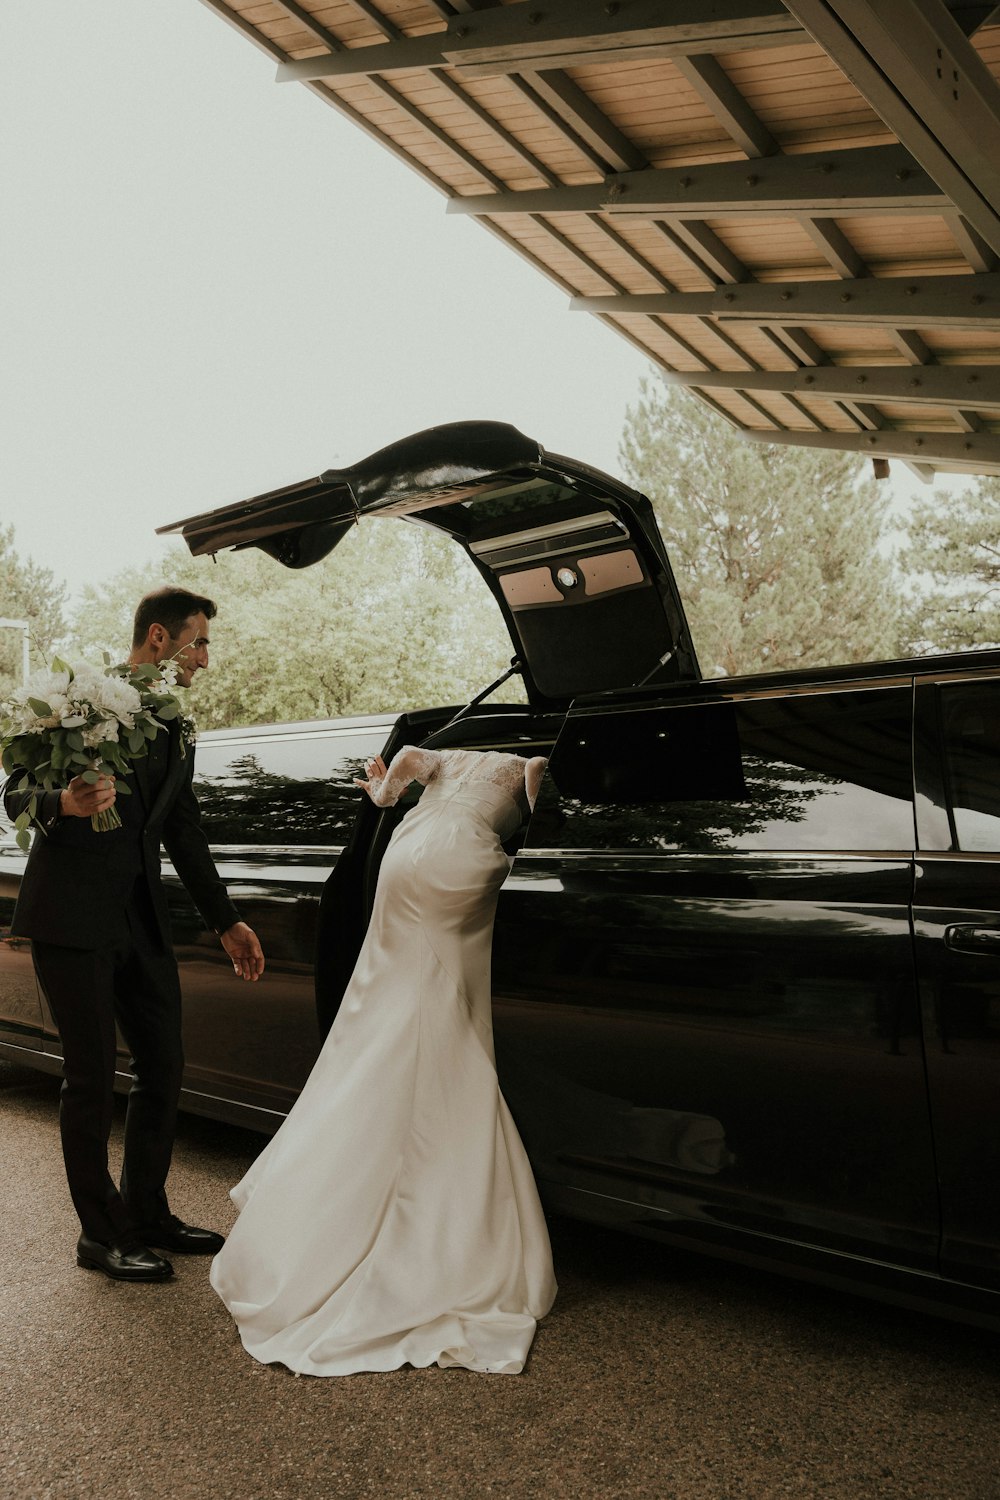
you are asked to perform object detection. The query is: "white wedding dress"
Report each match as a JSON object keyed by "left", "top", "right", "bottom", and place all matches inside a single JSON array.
[{"left": 210, "top": 746, "right": 557, "bottom": 1376}]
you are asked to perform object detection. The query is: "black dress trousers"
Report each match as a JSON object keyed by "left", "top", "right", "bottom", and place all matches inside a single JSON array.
[{"left": 32, "top": 892, "right": 184, "bottom": 1243}]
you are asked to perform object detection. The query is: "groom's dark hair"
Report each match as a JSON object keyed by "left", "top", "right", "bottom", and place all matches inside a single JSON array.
[{"left": 132, "top": 586, "right": 218, "bottom": 648}]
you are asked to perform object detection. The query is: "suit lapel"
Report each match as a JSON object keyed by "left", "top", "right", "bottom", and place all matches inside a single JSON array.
[
  {"left": 133, "top": 745, "right": 153, "bottom": 812},
  {"left": 147, "top": 721, "right": 184, "bottom": 827}
]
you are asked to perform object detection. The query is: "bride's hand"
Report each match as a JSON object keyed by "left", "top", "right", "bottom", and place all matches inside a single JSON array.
[{"left": 354, "top": 754, "right": 388, "bottom": 797}]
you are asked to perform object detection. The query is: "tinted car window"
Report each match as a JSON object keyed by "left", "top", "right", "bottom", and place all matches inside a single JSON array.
[
  {"left": 939, "top": 680, "right": 1000, "bottom": 852},
  {"left": 533, "top": 687, "right": 914, "bottom": 852},
  {"left": 193, "top": 727, "right": 389, "bottom": 846}
]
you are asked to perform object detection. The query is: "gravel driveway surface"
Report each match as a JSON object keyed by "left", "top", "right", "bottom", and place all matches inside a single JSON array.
[{"left": 3, "top": 1060, "right": 999, "bottom": 1500}]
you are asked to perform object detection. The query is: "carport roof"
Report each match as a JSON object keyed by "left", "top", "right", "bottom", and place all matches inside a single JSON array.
[{"left": 199, "top": 0, "right": 1000, "bottom": 482}]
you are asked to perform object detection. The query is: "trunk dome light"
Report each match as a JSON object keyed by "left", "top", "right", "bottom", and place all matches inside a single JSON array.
[{"left": 557, "top": 566, "right": 579, "bottom": 589}]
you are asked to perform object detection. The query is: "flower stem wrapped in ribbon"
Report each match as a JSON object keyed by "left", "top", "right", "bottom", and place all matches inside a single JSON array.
[{"left": 0, "top": 652, "right": 193, "bottom": 850}]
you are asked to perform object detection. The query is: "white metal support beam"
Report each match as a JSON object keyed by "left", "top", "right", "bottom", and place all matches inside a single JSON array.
[
  {"left": 658, "top": 363, "right": 1000, "bottom": 407},
  {"left": 273, "top": 2, "right": 808, "bottom": 83},
  {"left": 570, "top": 272, "right": 1000, "bottom": 326},
  {"left": 739, "top": 425, "right": 1000, "bottom": 470},
  {"left": 446, "top": 145, "right": 947, "bottom": 217}
]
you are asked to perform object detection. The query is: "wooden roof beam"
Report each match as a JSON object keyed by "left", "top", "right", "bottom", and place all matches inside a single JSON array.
[
  {"left": 888, "top": 328, "right": 934, "bottom": 365},
  {"left": 570, "top": 272, "right": 1000, "bottom": 326},
  {"left": 515, "top": 70, "right": 647, "bottom": 175},
  {"left": 446, "top": 146, "right": 948, "bottom": 217},
  {"left": 672, "top": 54, "right": 780, "bottom": 159},
  {"left": 270, "top": 0, "right": 344, "bottom": 52},
  {"left": 795, "top": 215, "right": 868, "bottom": 279},
  {"left": 947, "top": 213, "right": 998, "bottom": 273},
  {"left": 656, "top": 364, "right": 1000, "bottom": 409},
  {"left": 653, "top": 219, "right": 748, "bottom": 285},
  {"left": 784, "top": 0, "right": 1000, "bottom": 257}
]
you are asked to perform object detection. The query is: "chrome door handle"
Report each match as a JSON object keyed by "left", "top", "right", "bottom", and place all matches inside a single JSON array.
[{"left": 944, "top": 924, "right": 1000, "bottom": 955}]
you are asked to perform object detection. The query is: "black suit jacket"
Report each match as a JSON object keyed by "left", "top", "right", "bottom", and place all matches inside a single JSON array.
[{"left": 3, "top": 724, "right": 240, "bottom": 951}]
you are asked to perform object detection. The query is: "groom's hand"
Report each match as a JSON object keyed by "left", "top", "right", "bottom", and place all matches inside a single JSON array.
[
  {"left": 59, "top": 774, "right": 116, "bottom": 818},
  {"left": 220, "top": 922, "right": 265, "bottom": 982}
]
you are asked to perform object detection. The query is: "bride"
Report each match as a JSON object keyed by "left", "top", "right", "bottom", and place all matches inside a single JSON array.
[{"left": 210, "top": 743, "right": 557, "bottom": 1376}]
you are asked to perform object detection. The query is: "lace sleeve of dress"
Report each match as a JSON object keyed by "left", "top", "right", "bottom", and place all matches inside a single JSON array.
[
  {"left": 365, "top": 746, "right": 442, "bottom": 807},
  {"left": 524, "top": 756, "right": 548, "bottom": 812}
]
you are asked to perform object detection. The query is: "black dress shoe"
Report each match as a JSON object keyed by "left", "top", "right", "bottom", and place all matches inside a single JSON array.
[
  {"left": 137, "top": 1214, "right": 225, "bottom": 1255},
  {"left": 76, "top": 1235, "right": 174, "bottom": 1282}
]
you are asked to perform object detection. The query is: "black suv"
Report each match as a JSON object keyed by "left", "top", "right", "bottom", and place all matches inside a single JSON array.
[{"left": 3, "top": 420, "right": 1000, "bottom": 1334}]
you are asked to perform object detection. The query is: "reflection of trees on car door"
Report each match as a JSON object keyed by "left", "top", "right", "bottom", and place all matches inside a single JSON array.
[
  {"left": 912, "top": 677, "right": 1000, "bottom": 1291},
  {"left": 493, "top": 685, "right": 940, "bottom": 1270},
  {"left": 160, "top": 725, "right": 388, "bottom": 1122}
]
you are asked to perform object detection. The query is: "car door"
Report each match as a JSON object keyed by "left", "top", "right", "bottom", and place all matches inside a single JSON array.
[
  {"left": 0, "top": 834, "right": 42, "bottom": 1053},
  {"left": 912, "top": 671, "right": 1000, "bottom": 1291},
  {"left": 491, "top": 680, "right": 940, "bottom": 1273},
  {"left": 157, "top": 718, "right": 392, "bottom": 1126}
]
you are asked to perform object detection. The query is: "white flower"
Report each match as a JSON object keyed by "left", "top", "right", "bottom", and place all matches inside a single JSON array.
[
  {"left": 94, "top": 671, "right": 142, "bottom": 724},
  {"left": 23, "top": 666, "right": 71, "bottom": 701}
]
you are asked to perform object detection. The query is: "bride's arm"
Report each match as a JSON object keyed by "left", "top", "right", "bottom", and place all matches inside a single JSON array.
[
  {"left": 524, "top": 756, "right": 548, "bottom": 812},
  {"left": 356, "top": 746, "right": 441, "bottom": 807}
]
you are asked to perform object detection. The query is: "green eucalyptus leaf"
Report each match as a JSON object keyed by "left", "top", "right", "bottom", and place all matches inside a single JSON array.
[
  {"left": 81, "top": 770, "right": 100, "bottom": 785},
  {"left": 27, "top": 697, "right": 52, "bottom": 718},
  {"left": 156, "top": 702, "right": 179, "bottom": 720},
  {"left": 15, "top": 829, "right": 29, "bottom": 852}
]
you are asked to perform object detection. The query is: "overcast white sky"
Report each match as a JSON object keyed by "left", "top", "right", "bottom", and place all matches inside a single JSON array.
[{"left": 2, "top": 0, "right": 939, "bottom": 609}]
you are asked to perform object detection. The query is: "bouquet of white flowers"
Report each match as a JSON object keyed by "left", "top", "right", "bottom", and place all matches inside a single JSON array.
[{"left": 0, "top": 653, "right": 193, "bottom": 850}]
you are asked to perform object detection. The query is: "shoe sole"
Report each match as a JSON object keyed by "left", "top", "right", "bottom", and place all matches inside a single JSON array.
[
  {"left": 144, "top": 1242, "right": 223, "bottom": 1255},
  {"left": 76, "top": 1254, "right": 173, "bottom": 1282}
]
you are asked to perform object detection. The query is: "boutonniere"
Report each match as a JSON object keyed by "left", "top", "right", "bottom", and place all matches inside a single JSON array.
[
  {"left": 177, "top": 712, "right": 198, "bottom": 757},
  {"left": 143, "top": 659, "right": 197, "bottom": 758}
]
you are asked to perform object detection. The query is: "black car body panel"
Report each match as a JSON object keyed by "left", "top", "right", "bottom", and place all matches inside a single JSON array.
[{"left": 5, "top": 426, "right": 1000, "bottom": 1334}]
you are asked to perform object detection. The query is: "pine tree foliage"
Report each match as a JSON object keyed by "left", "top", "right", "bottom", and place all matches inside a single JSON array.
[
  {"left": 899, "top": 476, "right": 1000, "bottom": 653},
  {"left": 0, "top": 526, "right": 68, "bottom": 700},
  {"left": 619, "top": 379, "right": 903, "bottom": 676},
  {"left": 68, "top": 522, "right": 524, "bottom": 730}
]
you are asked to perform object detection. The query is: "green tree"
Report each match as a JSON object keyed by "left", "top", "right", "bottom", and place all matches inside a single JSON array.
[
  {"left": 619, "top": 379, "right": 903, "bottom": 676},
  {"left": 69, "top": 521, "right": 523, "bottom": 730},
  {"left": 0, "top": 525, "right": 68, "bottom": 700},
  {"left": 899, "top": 476, "right": 1000, "bottom": 653}
]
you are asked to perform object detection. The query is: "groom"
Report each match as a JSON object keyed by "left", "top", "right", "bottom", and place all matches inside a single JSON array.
[{"left": 3, "top": 586, "right": 265, "bottom": 1282}]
